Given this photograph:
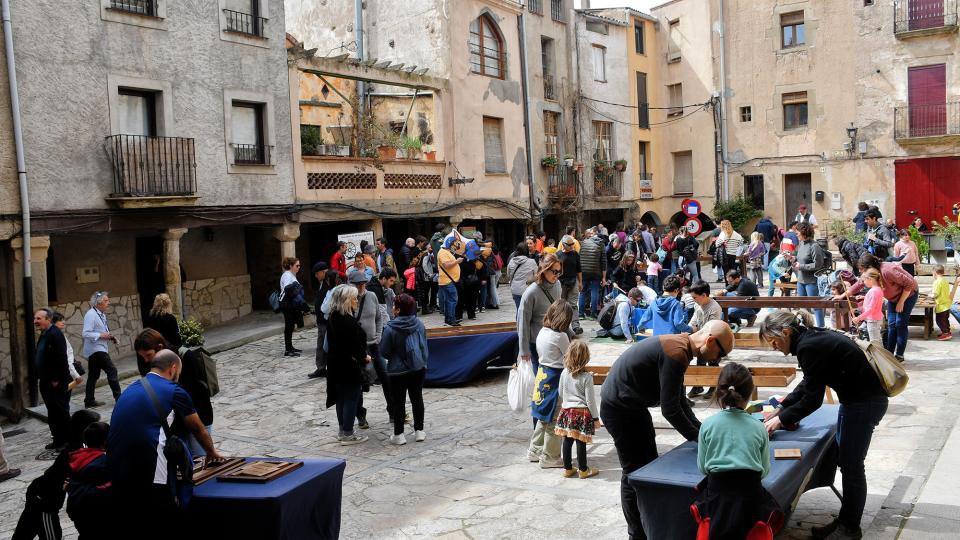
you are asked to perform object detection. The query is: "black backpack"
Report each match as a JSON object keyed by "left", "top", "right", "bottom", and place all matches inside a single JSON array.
[
  {"left": 597, "top": 300, "right": 620, "bottom": 330},
  {"left": 814, "top": 243, "right": 833, "bottom": 275},
  {"left": 682, "top": 238, "right": 699, "bottom": 264}
]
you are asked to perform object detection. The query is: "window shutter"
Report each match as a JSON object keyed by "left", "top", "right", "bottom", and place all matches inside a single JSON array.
[
  {"left": 483, "top": 117, "right": 506, "bottom": 173},
  {"left": 781, "top": 11, "right": 804, "bottom": 25},
  {"left": 592, "top": 46, "right": 606, "bottom": 81},
  {"left": 782, "top": 91, "right": 807, "bottom": 105},
  {"left": 673, "top": 151, "right": 693, "bottom": 194}
]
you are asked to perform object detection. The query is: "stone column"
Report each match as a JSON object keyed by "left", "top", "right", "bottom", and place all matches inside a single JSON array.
[
  {"left": 11, "top": 235, "right": 51, "bottom": 312},
  {"left": 162, "top": 228, "right": 188, "bottom": 317},
  {"left": 10, "top": 235, "right": 51, "bottom": 411},
  {"left": 273, "top": 222, "right": 301, "bottom": 260}
]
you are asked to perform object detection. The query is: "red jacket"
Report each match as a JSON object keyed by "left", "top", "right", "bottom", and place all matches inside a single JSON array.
[{"left": 330, "top": 251, "right": 347, "bottom": 279}]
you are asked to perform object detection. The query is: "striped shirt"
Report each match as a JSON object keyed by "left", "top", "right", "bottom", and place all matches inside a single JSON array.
[{"left": 717, "top": 231, "right": 744, "bottom": 256}]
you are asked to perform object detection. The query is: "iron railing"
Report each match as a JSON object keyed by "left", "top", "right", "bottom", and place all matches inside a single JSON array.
[
  {"left": 894, "top": 102, "right": 960, "bottom": 139},
  {"left": 550, "top": 0, "right": 566, "bottom": 22},
  {"left": 233, "top": 143, "right": 272, "bottom": 165},
  {"left": 106, "top": 135, "right": 196, "bottom": 197},
  {"left": 224, "top": 9, "right": 267, "bottom": 37},
  {"left": 894, "top": 0, "right": 958, "bottom": 34},
  {"left": 546, "top": 165, "right": 579, "bottom": 202},
  {"left": 592, "top": 160, "right": 622, "bottom": 197},
  {"left": 110, "top": 0, "right": 156, "bottom": 16},
  {"left": 543, "top": 73, "right": 557, "bottom": 101},
  {"left": 529, "top": 0, "right": 543, "bottom": 15}
]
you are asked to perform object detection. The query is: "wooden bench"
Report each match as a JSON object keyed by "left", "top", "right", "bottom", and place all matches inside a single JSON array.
[
  {"left": 714, "top": 296, "right": 843, "bottom": 321},
  {"left": 426, "top": 321, "right": 517, "bottom": 339},
  {"left": 909, "top": 294, "right": 936, "bottom": 340},
  {"left": 586, "top": 364, "right": 797, "bottom": 400}
]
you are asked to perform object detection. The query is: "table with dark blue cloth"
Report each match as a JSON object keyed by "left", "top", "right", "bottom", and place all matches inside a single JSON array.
[
  {"left": 425, "top": 331, "right": 518, "bottom": 386},
  {"left": 627, "top": 405, "right": 839, "bottom": 539},
  {"left": 188, "top": 457, "right": 346, "bottom": 540}
]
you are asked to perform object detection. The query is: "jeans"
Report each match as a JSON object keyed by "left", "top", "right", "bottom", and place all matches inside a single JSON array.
[
  {"left": 579, "top": 274, "right": 602, "bottom": 317},
  {"left": 389, "top": 369, "right": 425, "bottom": 435},
  {"left": 488, "top": 272, "right": 501, "bottom": 307},
  {"left": 85, "top": 351, "right": 121, "bottom": 405},
  {"left": 886, "top": 291, "right": 918, "bottom": 357},
  {"left": 762, "top": 242, "right": 771, "bottom": 268},
  {"left": 601, "top": 403, "right": 658, "bottom": 540},
  {"left": 334, "top": 382, "right": 363, "bottom": 436},
  {"left": 368, "top": 343, "right": 393, "bottom": 418},
  {"left": 513, "top": 294, "right": 523, "bottom": 310},
  {"left": 561, "top": 282, "right": 581, "bottom": 330},
  {"left": 901, "top": 262, "right": 915, "bottom": 276},
  {"left": 836, "top": 396, "right": 888, "bottom": 530},
  {"left": 187, "top": 425, "right": 214, "bottom": 458},
  {"left": 797, "top": 282, "right": 825, "bottom": 327},
  {"left": 647, "top": 276, "right": 660, "bottom": 294},
  {"left": 950, "top": 304, "right": 960, "bottom": 325},
  {"left": 440, "top": 283, "right": 458, "bottom": 324},
  {"left": 478, "top": 281, "right": 488, "bottom": 309},
  {"left": 683, "top": 261, "right": 700, "bottom": 283}
]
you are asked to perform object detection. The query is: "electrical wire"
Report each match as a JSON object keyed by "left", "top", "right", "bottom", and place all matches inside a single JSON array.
[
  {"left": 583, "top": 102, "right": 711, "bottom": 128},
  {"left": 582, "top": 95, "right": 711, "bottom": 111}
]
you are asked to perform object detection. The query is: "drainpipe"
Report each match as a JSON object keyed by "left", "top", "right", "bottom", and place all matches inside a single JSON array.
[
  {"left": 717, "top": 0, "right": 730, "bottom": 200},
  {"left": 355, "top": 0, "right": 365, "bottom": 151},
  {"left": 3, "top": 0, "right": 37, "bottom": 408},
  {"left": 518, "top": 7, "right": 540, "bottom": 229}
]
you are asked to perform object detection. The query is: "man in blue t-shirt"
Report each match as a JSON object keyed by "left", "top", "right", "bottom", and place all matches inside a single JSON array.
[{"left": 107, "top": 349, "right": 222, "bottom": 537}]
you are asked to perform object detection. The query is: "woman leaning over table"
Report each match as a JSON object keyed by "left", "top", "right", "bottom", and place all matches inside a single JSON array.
[{"left": 760, "top": 310, "right": 888, "bottom": 540}]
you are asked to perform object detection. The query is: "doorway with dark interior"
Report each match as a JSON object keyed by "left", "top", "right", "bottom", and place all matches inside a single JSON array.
[
  {"left": 784, "top": 173, "right": 812, "bottom": 226},
  {"left": 135, "top": 236, "right": 165, "bottom": 324}
]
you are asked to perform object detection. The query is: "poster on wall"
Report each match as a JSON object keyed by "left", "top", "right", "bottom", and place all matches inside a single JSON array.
[
  {"left": 338, "top": 231, "right": 375, "bottom": 258},
  {"left": 639, "top": 178, "right": 654, "bottom": 200}
]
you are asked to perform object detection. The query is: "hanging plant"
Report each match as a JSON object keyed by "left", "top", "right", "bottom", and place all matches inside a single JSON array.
[
  {"left": 541, "top": 156, "right": 559, "bottom": 168},
  {"left": 613, "top": 159, "right": 628, "bottom": 171}
]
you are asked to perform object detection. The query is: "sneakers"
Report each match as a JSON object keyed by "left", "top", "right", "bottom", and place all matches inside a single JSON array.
[
  {"left": 357, "top": 416, "right": 370, "bottom": 430},
  {"left": 687, "top": 387, "right": 705, "bottom": 398},
  {"left": 307, "top": 369, "right": 326, "bottom": 378},
  {"left": 389, "top": 433, "right": 407, "bottom": 446},
  {"left": 84, "top": 400, "right": 105, "bottom": 409},
  {"left": 415, "top": 430, "right": 426, "bottom": 442},
  {"left": 290, "top": 347, "right": 303, "bottom": 353},
  {"left": 339, "top": 434, "right": 368, "bottom": 446},
  {"left": 562, "top": 468, "right": 577, "bottom": 478},
  {"left": 0, "top": 468, "right": 21, "bottom": 483},
  {"left": 336, "top": 431, "right": 345, "bottom": 442},
  {"left": 578, "top": 467, "right": 600, "bottom": 479},
  {"left": 526, "top": 451, "right": 542, "bottom": 462},
  {"left": 702, "top": 388, "right": 715, "bottom": 401},
  {"left": 446, "top": 321, "right": 461, "bottom": 327},
  {"left": 895, "top": 355, "right": 905, "bottom": 363},
  {"left": 938, "top": 332, "right": 953, "bottom": 341},
  {"left": 812, "top": 519, "right": 862, "bottom": 540},
  {"left": 539, "top": 457, "right": 564, "bottom": 469},
  {"left": 284, "top": 350, "right": 300, "bottom": 357}
]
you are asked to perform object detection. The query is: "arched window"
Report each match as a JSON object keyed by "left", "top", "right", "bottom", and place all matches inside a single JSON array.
[{"left": 469, "top": 15, "right": 505, "bottom": 79}]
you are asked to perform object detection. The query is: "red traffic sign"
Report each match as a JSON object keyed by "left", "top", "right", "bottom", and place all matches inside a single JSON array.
[
  {"left": 684, "top": 217, "right": 703, "bottom": 236},
  {"left": 682, "top": 199, "right": 702, "bottom": 218}
]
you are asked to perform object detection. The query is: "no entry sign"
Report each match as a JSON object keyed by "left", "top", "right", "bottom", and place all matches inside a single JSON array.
[
  {"left": 682, "top": 199, "right": 701, "bottom": 218},
  {"left": 684, "top": 217, "right": 702, "bottom": 235}
]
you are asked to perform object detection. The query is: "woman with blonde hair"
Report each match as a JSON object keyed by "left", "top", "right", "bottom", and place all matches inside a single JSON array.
[
  {"left": 528, "top": 299, "right": 574, "bottom": 468},
  {"left": 144, "top": 293, "right": 182, "bottom": 350},
  {"left": 715, "top": 220, "right": 744, "bottom": 278}
]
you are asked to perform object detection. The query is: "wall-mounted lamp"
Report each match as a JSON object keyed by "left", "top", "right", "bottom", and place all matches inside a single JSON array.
[{"left": 846, "top": 123, "right": 858, "bottom": 141}]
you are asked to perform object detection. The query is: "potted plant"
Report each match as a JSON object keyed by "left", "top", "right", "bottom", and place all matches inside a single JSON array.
[
  {"left": 613, "top": 159, "right": 628, "bottom": 172},
  {"left": 541, "top": 156, "right": 559, "bottom": 168},
  {"left": 563, "top": 154, "right": 575, "bottom": 167},
  {"left": 593, "top": 161, "right": 609, "bottom": 175},
  {"left": 177, "top": 318, "right": 206, "bottom": 347},
  {"left": 396, "top": 135, "right": 422, "bottom": 159},
  {"left": 422, "top": 144, "right": 436, "bottom": 161},
  {"left": 377, "top": 142, "right": 397, "bottom": 160}
]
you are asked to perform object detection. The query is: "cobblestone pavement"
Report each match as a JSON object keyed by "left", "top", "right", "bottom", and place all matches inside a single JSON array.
[{"left": 2, "top": 285, "right": 959, "bottom": 539}]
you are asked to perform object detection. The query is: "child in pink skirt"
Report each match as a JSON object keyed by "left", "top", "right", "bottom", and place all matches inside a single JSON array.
[{"left": 554, "top": 341, "right": 600, "bottom": 478}]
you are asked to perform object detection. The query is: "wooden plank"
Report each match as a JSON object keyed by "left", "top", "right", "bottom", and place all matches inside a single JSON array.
[
  {"left": 426, "top": 322, "right": 516, "bottom": 338},
  {"left": 686, "top": 366, "right": 796, "bottom": 376},
  {"left": 589, "top": 365, "right": 796, "bottom": 388}
]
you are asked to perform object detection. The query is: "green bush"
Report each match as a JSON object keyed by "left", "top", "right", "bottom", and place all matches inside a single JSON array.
[
  {"left": 300, "top": 125, "right": 322, "bottom": 156},
  {"left": 907, "top": 225, "right": 929, "bottom": 260},
  {"left": 178, "top": 318, "right": 205, "bottom": 347},
  {"left": 827, "top": 218, "right": 865, "bottom": 245},
  {"left": 712, "top": 194, "right": 762, "bottom": 233}
]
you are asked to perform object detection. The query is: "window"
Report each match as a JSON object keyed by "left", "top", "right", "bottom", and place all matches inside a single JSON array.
[
  {"left": 300, "top": 124, "right": 321, "bottom": 156},
  {"left": 592, "top": 121, "right": 612, "bottom": 162},
  {"left": 110, "top": 0, "right": 157, "bottom": 16},
  {"left": 636, "top": 72, "right": 649, "bottom": 128},
  {"left": 102, "top": 0, "right": 167, "bottom": 30},
  {"left": 634, "top": 22, "right": 645, "bottom": 54},
  {"left": 667, "top": 83, "right": 683, "bottom": 117},
  {"left": 672, "top": 151, "right": 693, "bottom": 194},
  {"left": 542, "top": 37, "right": 556, "bottom": 100},
  {"left": 232, "top": 101, "right": 267, "bottom": 164},
  {"left": 744, "top": 175, "right": 764, "bottom": 209},
  {"left": 585, "top": 20, "right": 608, "bottom": 34},
  {"left": 483, "top": 117, "right": 506, "bottom": 173},
  {"left": 668, "top": 19, "right": 681, "bottom": 62},
  {"left": 638, "top": 141, "right": 648, "bottom": 178},
  {"left": 544, "top": 111, "right": 560, "bottom": 158},
  {"left": 740, "top": 106, "right": 752, "bottom": 122},
  {"left": 781, "top": 11, "right": 805, "bottom": 48},
  {"left": 592, "top": 45, "right": 606, "bottom": 82},
  {"left": 864, "top": 0, "right": 874, "bottom": 6},
  {"left": 117, "top": 88, "right": 158, "bottom": 136},
  {"left": 550, "top": 0, "right": 565, "bottom": 22},
  {"left": 529, "top": 0, "right": 542, "bottom": 14},
  {"left": 782, "top": 91, "right": 808, "bottom": 130},
  {"left": 223, "top": 0, "right": 265, "bottom": 37},
  {"left": 470, "top": 15, "right": 505, "bottom": 79}
]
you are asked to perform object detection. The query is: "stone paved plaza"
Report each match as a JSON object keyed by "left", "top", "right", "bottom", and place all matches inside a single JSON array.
[{"left": 2, "top": 287, "right": 959, "bottom": 539}]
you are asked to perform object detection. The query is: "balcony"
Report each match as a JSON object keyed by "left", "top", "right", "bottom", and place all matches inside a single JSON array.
[
  {"left": 224, "top": 9, "right": 267, "bottom": 37},
  {"left": 233, "top": 143, "right": 272, "bottom": 165},
  {"left": 546, "top": 165, "right": 579, "bottom": 203},
  {"left": 591, "top": 160, "right": 623, "bottom": 198},
  {"left": 894, "top": 102, "right": 960, "bottom": 142},
  {"left": 543, "top": 74, "right": 557, "bottom": 101},
  {"left": 550, "top": 0, "right": 566, "bottom": 22},
  {"left": 529, "top": 0, "right": 543, "bottom": 15},
  {"left": 105, "top": 135, "right": 198, "bottom": 207},
  {"left": 894, "top": 0, "right": 958, "bottom": 37},
  {"left": 109, "top": 0, "right": 156, "bottom": 16}
]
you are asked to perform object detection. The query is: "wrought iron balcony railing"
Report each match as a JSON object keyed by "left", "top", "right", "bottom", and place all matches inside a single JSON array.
[
  {"left": 592, "top": 160, "right": 622, "bottom": 197},
  {"left": 110, "top": 0, "right": 157, "bottom": 16},
  {"left": 894, "top": 102, "right": 960, "bottom": 139},
  {"left": 543, "top": 74, "right": 557, "bottom": 101},
  {"left": 224, "top": 9, "right": 267, "bottom": 37},
  {"left": 233, "top": 143, "right": 272, "bottom": 165},
  {"left": 546, "top": 165, "right": 579, "bottom": 202},
  {"left": 106, "top": 135, "right": 196, "bottom": 197},
  {"left": 894, "top": 0, "right": 958, "bottom": 34}
]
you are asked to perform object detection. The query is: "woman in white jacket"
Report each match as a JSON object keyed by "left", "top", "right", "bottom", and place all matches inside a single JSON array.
[{"left": 507, "top": 242, "right": 539, "bottom": 309}]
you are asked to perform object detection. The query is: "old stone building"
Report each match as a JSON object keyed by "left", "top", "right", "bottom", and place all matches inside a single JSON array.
[{"left": 0, "top": 0, "right": 296, "bottom": 414}]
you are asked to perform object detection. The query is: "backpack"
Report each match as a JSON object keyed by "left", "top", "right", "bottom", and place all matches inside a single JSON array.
[
  {"left": 682, "top": 238, "right": 699, "bottom": 264},
  {"left": 268, "top": 290, "right": 281, "bottom": 313},
  {"left": 492, "top": 253, "right": 504, "bottom": 271},
  {"left": 186, "top": 347, "right": 220, "bottom": 398},
  {"left": 597, "top": 300, "right": 620, "bottom": 330},
  {"left": 814, "top": 243, "right": 833, "bottom": 275}
]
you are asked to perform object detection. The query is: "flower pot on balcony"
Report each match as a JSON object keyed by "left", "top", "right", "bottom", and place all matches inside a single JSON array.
[
  {"left": 377, "top": 145, "right": 396, "bottom": 160},
  {"left": 423, "top": 150, "right": 437, "bottom": 161},
  {"left": 564, "top": 158, "right": 575, "bottom": 167}
]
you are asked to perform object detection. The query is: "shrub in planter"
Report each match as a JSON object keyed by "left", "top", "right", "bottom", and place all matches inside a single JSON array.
[
  {"left": 541, "top": 156, "right": 559, "bottom": 168},
  {"left": 178, "top": 318, "right": 206, "bottom": 347},
  {"left": 712, "top": 194, "right": 763, "bottom": 233},
  {"left": 613, "top": 159, "right": 628, "bottom": 171}
]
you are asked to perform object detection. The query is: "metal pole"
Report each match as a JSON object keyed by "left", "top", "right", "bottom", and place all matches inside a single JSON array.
[
  {"left": 518, "top": 9, "right": 539, "bottom": 228},
  {"left": 717, "top": 0, "right": 730, "bottom": 200},
  {"left": 3, "top": 0, "right": 37, "bottom": 407},
  {"left": 355, "top": 0, "right": 366, "bottom": 151}
]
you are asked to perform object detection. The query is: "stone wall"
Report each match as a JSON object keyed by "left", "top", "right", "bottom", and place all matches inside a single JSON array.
[
  {"left": 53, "top": 295, "right": 142, "bottom": 358},
  {"left": 183, "top": 274, "right": 252, "bottom": 328},
  {"left": 0, "top": 310, "right": 11, "bottom": 393}
]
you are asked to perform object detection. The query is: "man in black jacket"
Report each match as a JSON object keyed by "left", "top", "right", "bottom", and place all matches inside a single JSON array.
[
  {"left": 723, "top": 270, "right": 760, "bottom": 327},
  {"left": 35, "top": 308, "right": 72, "bottom": 449},
  {"left": 600, "top": 321, "right": 735, "bottom": 540},
  {"left": 863, "top": 209, "right": 895, "bottom": 259},
  {"left": 832, "top": 236, "right": 867, "bottom": 276},
  {"left": 310, "top": 261, "right": 332, "bottom": 378}
]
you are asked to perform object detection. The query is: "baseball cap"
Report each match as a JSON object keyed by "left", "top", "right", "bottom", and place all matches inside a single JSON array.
[
  {"left": 561, "top": 235, "right": 575, "bottom": 246},
  {"left": 348, "top": 272, "right": 368, "bottom": 284}
]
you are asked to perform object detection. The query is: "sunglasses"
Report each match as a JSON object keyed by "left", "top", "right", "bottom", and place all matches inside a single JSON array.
[
  {"left": 547, "top": 268, "right": 562, "bottom": 275},
  {"left": 711, "top": 334, "right": 728, "bottom": 358}
]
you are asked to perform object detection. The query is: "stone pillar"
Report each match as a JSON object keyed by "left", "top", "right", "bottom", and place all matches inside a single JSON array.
[
  {"left": 162, "top": 228, "right": 188, "bottom": 317},
  {"left": 273, "top": 222, "right": 301, "bottom": 260},
  {"left": 10, "top": 235, "right": 51, "bottom": 411},
  {"left": 368, "top": 219, "right": 384, "bottom": 240},
  {"left": 11, "top": 235, "right": 51, "bottom": 313}
]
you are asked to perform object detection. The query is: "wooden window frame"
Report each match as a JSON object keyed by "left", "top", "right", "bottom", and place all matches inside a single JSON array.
[
  {"left": 470, "top": 15, "right": 506, "bottom": 80},
  {"left": 634, "top": 21, "right": 645, "bottom": 54},
  {"left": 483, "top": 116, "right": 507, "bottom": 174},
  {"left": 592, "top": 44, "right": 607, "bottom": 82},
  {"left": 667, "top": 83, "right": 683, "bottom": 117},
  {"left": 118, "top": 87, "right": 158, "bottom": 137},
  {"left": 740, "top": 106, "right": 752, "bottom": 122},
  {"left": 544, "top": 111, "right": 560, "bottom": 158},
  {"left": 781, "top": 11, "right": 805, "bottom": 49},
  {"left": 782, "top": 91, "right": 808, "bottom": 130},
  {"left": 592, "top": 121, "right": 612, "bottom": 162}
]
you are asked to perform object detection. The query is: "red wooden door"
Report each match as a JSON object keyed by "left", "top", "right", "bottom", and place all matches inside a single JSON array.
[
  {"left": 932, "top": 157, "right": 960, "bottom": 223},
  {"left": 909, "top": 0, "right": 945, "bottom": 30},
  {"left": 908, "top": 64, "right": 946, "bottom": 137},
  {"left": 896, "top": 159, "right": 930, "bottom": 226}
]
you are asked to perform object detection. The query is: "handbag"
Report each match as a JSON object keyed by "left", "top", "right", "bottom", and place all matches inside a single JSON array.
[
  {"left": 854, "top": 338, "right": 909, "bottom": 397},
  {"left": 655, "top": 247, "right": 667, "bottom": 261},
  {"left": 141, "top": 376, "right": 194, "bottom": 510}
]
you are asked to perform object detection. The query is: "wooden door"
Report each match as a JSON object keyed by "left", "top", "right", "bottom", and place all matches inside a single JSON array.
[
  {"left": 908, "top": 64, "right": 946, "bottom": 137},
  {"left": 895, "top": 159, "right": 931, "bottom": 226},
  {"left": 784, "top": 173, "right": 811, "bottom": 226},
  {"left": 909, "top": 0, "right": 945, "bottom": 30}
]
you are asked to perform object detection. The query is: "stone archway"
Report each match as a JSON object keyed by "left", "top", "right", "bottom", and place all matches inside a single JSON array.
[{"left": 639, "top": 211, "right": 662, "bottom": 227}]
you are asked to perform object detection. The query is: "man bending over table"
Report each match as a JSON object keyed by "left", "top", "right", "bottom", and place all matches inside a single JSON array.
[{"left": 600, "top": 320, "right": 735, "bottom": 540}]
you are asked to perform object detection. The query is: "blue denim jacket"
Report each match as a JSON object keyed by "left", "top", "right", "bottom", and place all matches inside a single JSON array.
[{"left": 380, "top": 315, "right": 428, "bottom": 376}]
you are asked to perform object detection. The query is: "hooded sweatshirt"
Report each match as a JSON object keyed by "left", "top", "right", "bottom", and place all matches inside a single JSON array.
[
  {"left": 380, "top": 315, "right": 428, "bottom": 376},
  {"left": 66, "top": 447, "right": 110, "bottom": 521},
  {"left": 506, "top": 254, "right": 538, "bottom": 296},
  {"left": 638, "top": 295, "right": 692, "bottom": 335}
]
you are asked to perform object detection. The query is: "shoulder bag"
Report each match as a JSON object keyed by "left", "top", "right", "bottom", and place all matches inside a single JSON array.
[{"left": 141, "top": 376, "right": 194, "bottom": 510}]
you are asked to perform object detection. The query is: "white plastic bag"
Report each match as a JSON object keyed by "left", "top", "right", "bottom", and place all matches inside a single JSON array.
[{"left": 507, "top": 356, "right": 535, "bottom": 412}]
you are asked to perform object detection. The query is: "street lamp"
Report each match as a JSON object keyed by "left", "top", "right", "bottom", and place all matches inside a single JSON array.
[{"left": 846, "top": 123, "right": 858, "bottom": 142}]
